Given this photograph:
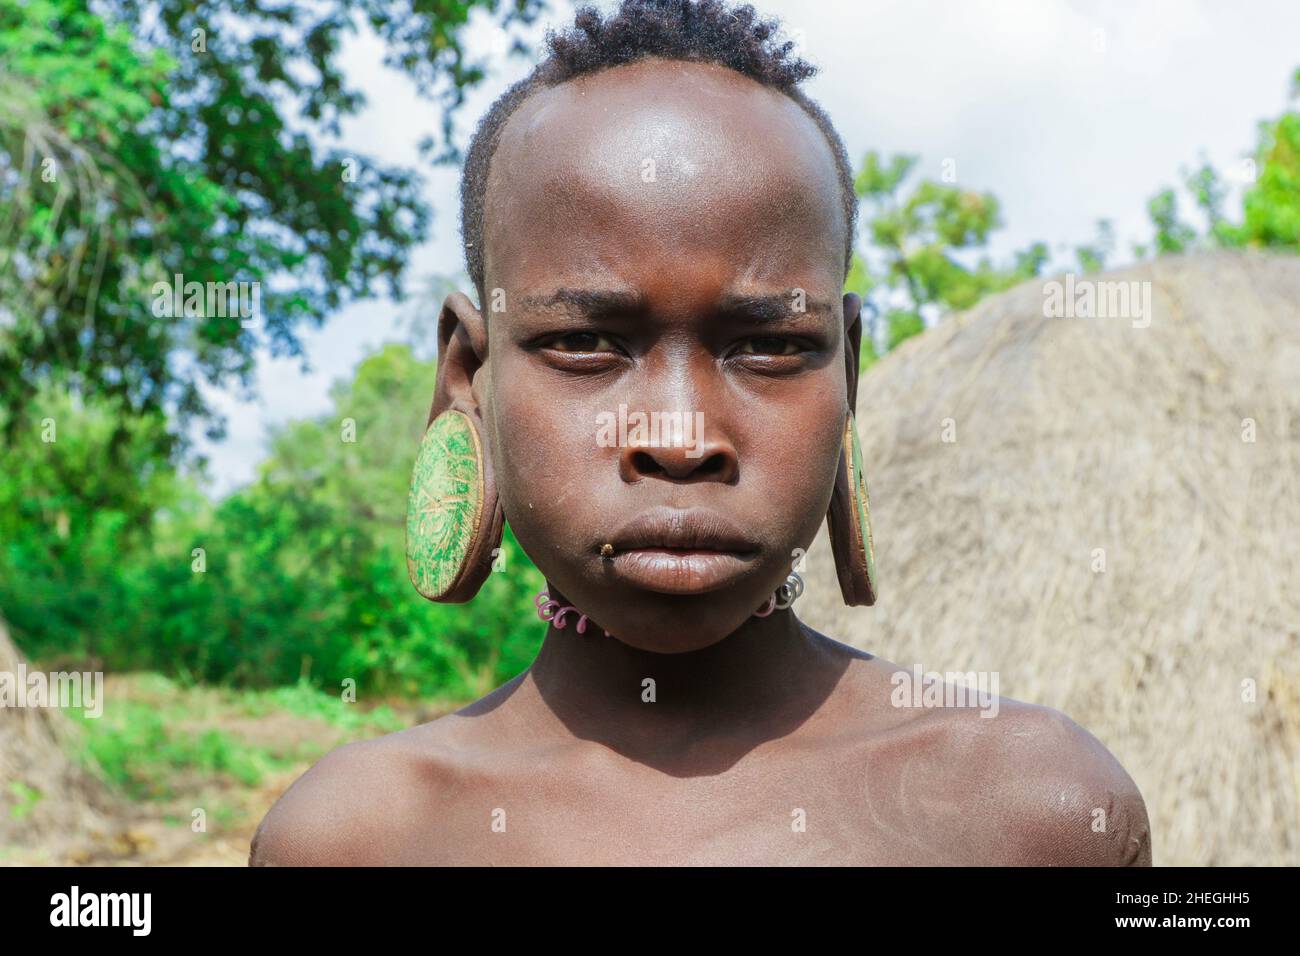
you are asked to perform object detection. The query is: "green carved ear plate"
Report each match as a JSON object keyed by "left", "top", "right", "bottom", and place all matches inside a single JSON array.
[
  {"left": 846, "top": 418, "right": 878, "bottom": 598},
  {"left": 406, "top": 410, "right": 485, "bottom": 600}
]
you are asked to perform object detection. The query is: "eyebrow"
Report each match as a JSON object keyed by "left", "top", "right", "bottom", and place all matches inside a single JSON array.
[
  {"left": 518, "top": 288, "right": 835, "bottom": 323},
  {"left": 519, "top": 288, "right": 647, "bottom": 317},
  {"left": 716, "top": 291, "right": 836, "bottom": 324}
]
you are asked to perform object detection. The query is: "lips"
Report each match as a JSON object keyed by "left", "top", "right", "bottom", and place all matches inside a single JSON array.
[{"left": 603, "top": 507, "right": 760, "bottom": 594}]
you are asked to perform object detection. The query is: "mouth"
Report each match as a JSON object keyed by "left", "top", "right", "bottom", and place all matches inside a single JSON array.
[{"left": 601, "top": 507, "right": 761, "bottom": 595}]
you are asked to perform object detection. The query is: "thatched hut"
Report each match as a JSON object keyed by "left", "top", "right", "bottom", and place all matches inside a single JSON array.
[
  {"left": 800, "top": 250, "right": 1300, "bottom": 866},
  {"left": 0, "top": 616, "right": 110, "bottom": 858}
]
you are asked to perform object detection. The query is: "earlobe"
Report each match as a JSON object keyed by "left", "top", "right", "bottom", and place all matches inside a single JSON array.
[{"left": 825, "top": 412, "right": 878, "bottom": 607}]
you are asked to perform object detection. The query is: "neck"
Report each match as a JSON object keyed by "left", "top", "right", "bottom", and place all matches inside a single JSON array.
[{"left": 522, "top": 589, "right": 847, "bottom": 772}]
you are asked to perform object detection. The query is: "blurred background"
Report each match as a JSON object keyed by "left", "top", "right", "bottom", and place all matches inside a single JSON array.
[{"left": 0, "top": 0, "right": 1296, "bottom": 865}]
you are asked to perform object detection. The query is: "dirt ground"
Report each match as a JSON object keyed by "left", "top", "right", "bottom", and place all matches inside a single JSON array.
[
  {"left": 18, "top": 764, "right": 312, "bottom": 867},
  {"left": 1, "top": 675, "right": 440, "bottom": 867}
]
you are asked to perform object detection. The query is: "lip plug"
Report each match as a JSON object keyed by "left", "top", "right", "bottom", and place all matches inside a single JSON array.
[{"left": 600, "top": 543, "right": 615, "bottom": 561}]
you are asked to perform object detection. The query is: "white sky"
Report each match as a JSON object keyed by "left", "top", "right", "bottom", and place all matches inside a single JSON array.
[{"left": 192, "top": 0, "right": 1300, "bottom": 495}]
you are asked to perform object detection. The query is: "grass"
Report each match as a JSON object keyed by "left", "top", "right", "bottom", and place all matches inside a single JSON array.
[
  {"left": 3, "top": 669, "right": 445, "bottom": 862},
  {"left": 68, "top": 673, "right": 413, "bottom": 802},
  {"left": 235, "top": 679, "right": 408, "bottom": 733}
]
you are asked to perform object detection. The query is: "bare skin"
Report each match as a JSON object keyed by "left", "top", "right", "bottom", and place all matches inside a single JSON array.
[{"left": 251, "top": 57, "right": 1152, "bottom": 866}]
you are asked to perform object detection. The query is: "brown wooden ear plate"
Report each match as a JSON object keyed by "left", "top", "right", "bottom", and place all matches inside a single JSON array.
[
  {"left": 405, "top": 408, "right": 505, "bottom": 604},
  {"left": 438, "top": 410, "right": 505, "bottom": 604},
  {"left": 826, "top": 414, "right": 878, "bottom": 606}
]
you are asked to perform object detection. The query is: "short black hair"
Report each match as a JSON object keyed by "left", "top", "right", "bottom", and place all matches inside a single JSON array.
[{"left": 459, "top": 0, "right": 859, "bottom": 307}]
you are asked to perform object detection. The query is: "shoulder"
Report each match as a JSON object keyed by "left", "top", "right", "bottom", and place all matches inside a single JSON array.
[
  {"left": 1005, "top": 703, "right": 1152, "bottom": 865},
  {"left": 249, "top": 723, "right": 450, "bottom": 867},
  {"left": 249, "top": 672, "right": 537, "bottom": 866},
  {"left": 835, "top": 655, "right": 1151, "bottom": 865},
  {"left": 910, "top": 691, "right": 1152, "bottom": 865}
]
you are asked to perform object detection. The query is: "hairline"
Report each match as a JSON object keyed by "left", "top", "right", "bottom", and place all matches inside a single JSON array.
[{"left": 465, "top": 56, "right": 858, "bottom": 310}]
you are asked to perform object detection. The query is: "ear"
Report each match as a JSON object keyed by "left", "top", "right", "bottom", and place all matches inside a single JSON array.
[
  {"left": 841, "top": 291, "right": 863, "bottom": 412},
  {"left": 429, "top": 291, "right": 489, "bottom": 425}
]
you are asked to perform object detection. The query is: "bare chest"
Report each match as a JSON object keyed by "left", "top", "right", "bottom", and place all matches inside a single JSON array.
[{"left": 402, "top": 739, "right": 969, "bottom": 865}]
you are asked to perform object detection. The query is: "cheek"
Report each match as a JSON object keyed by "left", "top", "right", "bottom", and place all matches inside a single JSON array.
[
  {"left": 483, "top": 361, "right": 608, "bottom": 550},
  {"left": 742, "top": 387, "right": 845, "bottom": 542}
]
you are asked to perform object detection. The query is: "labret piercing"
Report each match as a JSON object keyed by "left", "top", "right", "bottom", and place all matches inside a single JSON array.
[{"left": 531, "top": 542, "right": 619, "bottom": 636}]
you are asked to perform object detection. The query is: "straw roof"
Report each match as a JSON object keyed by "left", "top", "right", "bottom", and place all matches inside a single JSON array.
[
  {"left": 0, "top": 617, "right": 110, "bottom": 853},
  {"left": 799, "top": 249, "right": 1300, "bottom": 866}
]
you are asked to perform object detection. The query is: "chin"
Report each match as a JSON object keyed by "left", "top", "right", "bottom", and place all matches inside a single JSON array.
[{"left": 568, "top": 586, "right": 770, "bottom": 651}]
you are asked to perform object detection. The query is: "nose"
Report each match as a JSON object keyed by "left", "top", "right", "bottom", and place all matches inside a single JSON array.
[{"left": 618, "top": 416, "right": 738, "bottom": 484}]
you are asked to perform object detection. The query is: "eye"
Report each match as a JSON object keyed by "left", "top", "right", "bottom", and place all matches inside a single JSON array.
[
  {"left": 734, "top": 336, "right": 801, "bottom": 356},
  {"left": 545, "top": 331, "right": 619, "bottom": 353}
]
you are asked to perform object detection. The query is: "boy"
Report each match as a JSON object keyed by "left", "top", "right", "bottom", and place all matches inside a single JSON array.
[{"left": 252, "top": 0, "right": 1151, "bottom": 866}]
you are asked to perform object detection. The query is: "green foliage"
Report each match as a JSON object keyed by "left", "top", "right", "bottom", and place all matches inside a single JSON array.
[
  {"left": 0, "top": 0, "right": 552, "bottom": 704},
  {"left": 850, "top": 151, "right": 1048, "bottom": 368},
  {"left": 884, "top": 310, "right": 925, "bottom": 351},
  {"left": 1240, "top": 107, "right": 1300, "bottom": 247},
  {"left": 0, "top": 0, "right": 543, "bottom": 459},
  {"left": 1147, "top": 187, "right": 1201, "bottom": 255},
  {"left": 153, "top": 343, "right": 545, "bottom": 696},
  {"left": 1075, "top": 220, "right": 1116, "bottom": 274},
  {"left": 1144, "top": 65, "right": 1300, "bottom": 255},
  {"left": 2, "top": 345, "right": 546, "bottom": 699},
  {"left": 0, "top": 386, "right": 182, "bottom": 662}
]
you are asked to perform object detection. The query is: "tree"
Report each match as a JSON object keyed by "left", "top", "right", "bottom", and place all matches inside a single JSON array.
[
  {"left": 1237, "top": 67, "right": 1300, "bottom": 248},
  {"left": 848, "top": 151, "right": 1048, "bottom": 368},
  {"left": 0, "top": 0, "right": 549, "bottom": 780},
  {"left": 0, "top": 0, "right": 545, "bottom": 459},
  {"left": 1075, "top": 219, "right": 1116, "bottom": 275},
  {"left": 0, "top": 385, "right": 180, "bottom": 664},
  {"left": 1142, "top": 65, "right": 1300, "bottom": 256},
  {"left": 211, "top": 343, "right": 544, "bottom": 695},
  {"left": 4, "top": 345, "right": 546, "bottom": 698}
]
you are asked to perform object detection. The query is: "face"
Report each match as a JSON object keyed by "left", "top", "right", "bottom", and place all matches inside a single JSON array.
[{"left": 459, "top": 57, "right": 857, "bottom": 652}]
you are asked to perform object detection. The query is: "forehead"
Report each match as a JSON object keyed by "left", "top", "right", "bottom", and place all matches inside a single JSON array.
[{"left": 483, "top": 57, "right": 846, "bottom": 303}]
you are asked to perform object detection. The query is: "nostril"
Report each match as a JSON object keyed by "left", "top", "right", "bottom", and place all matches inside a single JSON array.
[
  {"left": 632, "top": 451, "right": 663, "bottom": 475},
  {"left": 696, "top": 453, "right": 726, "bottom": 476},
  {"left": 630, "top": 449, "right": 729, "bottom": 480},
  {"left": 624, "top": 444, "right": 737, "bottom": 483}
]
